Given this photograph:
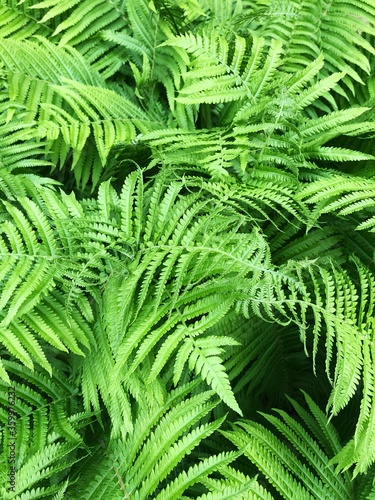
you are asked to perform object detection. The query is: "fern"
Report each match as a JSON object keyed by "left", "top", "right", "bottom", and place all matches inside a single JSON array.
[
  {"left": 1, "top": 0, "right": 375, "bottom": 496},
  {"left": 0, "top": 180, "right": 133, "bottom": 378},
  {"left": 0, "top": 360, "right": 91, "bottom": 499},
  {"left": 297, "top": 174, "right": 375, "bottom": 231},
  {"left": 243, "top": 0, "right": 375, "bottom": 96},
  {"left": 3, "top": 166, "right": 375, "bottom": 475},
  {"left": 0, "top": 34, "right": 158, "bottom": 188},
  {"left": 66, "top": 382, "right": 241, "bottom": 499},
  {"left": 0, "top": 2, "right": 51, "bottom": 40},
  {"left": 143, "top": 44, "right": 374, "bottom": 179},
  {"left": 23, "top": 0, "right": 128, "bottom": 50},
  {"left": 223, "top": 391, "right": 355, "bottom": 499}
]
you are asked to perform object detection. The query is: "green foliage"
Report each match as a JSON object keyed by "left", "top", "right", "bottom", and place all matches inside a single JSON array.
[
  {"left": 224, "top": 391, "right": 354, "bottom": 499},
  {"left": 1, "top": 0, "right": 375, "bottom": 497},
  {"left": 0, "top": 360, "right": 90, "bottom": 499}
]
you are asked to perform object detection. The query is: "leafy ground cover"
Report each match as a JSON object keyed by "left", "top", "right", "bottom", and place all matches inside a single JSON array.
[{"left": 1, "top": 0, "right": 375, "bottom": 498}]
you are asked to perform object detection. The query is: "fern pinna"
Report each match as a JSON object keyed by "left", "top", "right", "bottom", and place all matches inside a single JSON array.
[{"left": 1, "top": 0, "right": 375, "bottom": 498}]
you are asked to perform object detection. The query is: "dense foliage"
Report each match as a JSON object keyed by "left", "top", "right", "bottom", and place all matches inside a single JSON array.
[{"left": 1, "top": 0, "right": 375, "bottom": 498}]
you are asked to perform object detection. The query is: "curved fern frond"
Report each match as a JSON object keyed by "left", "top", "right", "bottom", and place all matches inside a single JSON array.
[
  {"left": 244, "top": 0, "right": 375, "bottom": 96},
  {"left": 0, "top": 35, "right": 162, "bottom": 187},
  {"left": 27, "top": 0, "right": 127, "bottom": 49},
  {"left": 0, "top": 3, "right": 50, "bottom": 40},
  {"left": 297, "top": 174, "right": 375, "bottom": 232},
  {"left": 223, "top": 391, "right": 354, "bottom": 499},
  {"left": 235, "top": 256, "right": 375, "bottom": 474},
  {"left": 164, "top": 32, "right": 283, "bottom": 105},
  {"left": 0, "top": 360, "right": 92, "bottom": 499},
  {"left": 67, "top": 384, "right": 240, "bottom": 499}
]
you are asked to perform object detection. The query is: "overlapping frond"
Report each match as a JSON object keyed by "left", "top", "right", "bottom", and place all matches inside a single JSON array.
[
  {"left": 0, "top": 35, "right": 162, "bottom": 188},
  {"left": 0, "top": 2, "right": 50, "bottom": 40},
  {"left": 1, "top": 0, "right": 375, "bottom": 495},
  {"left": 164, "top": 32, "right": 283, "bottom": 105},
  {"left": 86, "top": 172, "right": 269, "bottom": 417},
  {"left": 223, "top": 391, "right": 354, "bottom": 499},
  {"left": 233, "top": 254, "right": 375, "bottom": 474},
  {"left": 297, "top": 174, "right": 375, "bottom": 232},
  {"left": 0, "top": 183, "right": 124, "bottom": 378},
  {"left": 244, "top": 0, "right": 375, "bottom": 96},
  {"left": 142, "top": 48, "right": 373, "bottom": 179},
  {"left": 102, "top": 0, "right": 190, "bottom": 116},
  {"left": 0, "top": 360, "right": 91, "bottom": 499},
  {"left": 43, "top": 168, "right": 375, "bottom": 474},
  {"left": 67, "top": 383, "right": 240, "bottom": 499},
  {"left": 23, "top": 0, "right": 127, "bottom": 49}
]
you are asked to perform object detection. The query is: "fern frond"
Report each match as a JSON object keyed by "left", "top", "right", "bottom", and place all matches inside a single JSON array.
[
  {"left": 150, "top": 0, "right": 207, "bottom": 24},
  {"left": 245, "top": 0, "right": 375, "bottom": 95},
  {"left": 0, "top": 3, "right": 51, "bottom": 40},
  {"left": 198, "top": 463, "right": 274, "bottom": 499},
  {"left": 298, "top": 107, "right": 370, "bottom": 143},
  {"left": 143, "top": 56, "right": 371, "bottom": 178},
  {"left": 0, "top": 99, "right": 51, "bottom": 174},
  {"left": 223, "top": 391, "right": 354, "bottom": 499},
  {"left": 165, "top": 32, "right": 282, "bottom": 105},
  {"left": 81, "top": 317, "right": 134, "bottom": 438},
  {"left": 185, "top": 336, "right": 242, "bottom": 414},
  {"left": 0, "top": 35, "right": 159, "bottom": 188},
  {"left": 0, "top": 360, "right": 91, "bottom": 499},
  {"left": 102, "top": 0, "right": 190, "bottom": 114},
  {"left": 297, "top": 174, "right": 375, "bottom": 233},
  {"left": 303, "top": 146, "right": 375, "bottom": 163},
  {"left": 155, "top": 455, "right": 253, "bottom": 500},
  {"left": 64, "top": 171, "right": 280, "bottom": 418},
  {"left": 27, "top": 0, "right": 127, "bottom": 49},
  {"left": 0, "top": 36, "right": 103, "bottom": 112},
  {"left": 0, "top": 181, "right": 121, "bottom": 377},
  {"left": 40, "top": 79, "right": 159, "bottom": 186},
  {"left": 67, "top": 385, "right": 239, "bottom": 499}
]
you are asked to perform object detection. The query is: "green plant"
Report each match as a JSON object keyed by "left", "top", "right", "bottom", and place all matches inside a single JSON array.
[{"left": 1, "top": 0, "right": 375, "bottom": 498}]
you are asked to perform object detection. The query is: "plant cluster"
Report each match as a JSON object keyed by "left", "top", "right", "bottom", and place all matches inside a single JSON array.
[{"left": 1, "top": 0, "right": 375, "bottom": 498}]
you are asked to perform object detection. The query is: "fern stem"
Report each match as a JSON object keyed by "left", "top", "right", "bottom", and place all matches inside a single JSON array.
[{"left": 200, "top": 103, "right": 213, "bottom": 129}]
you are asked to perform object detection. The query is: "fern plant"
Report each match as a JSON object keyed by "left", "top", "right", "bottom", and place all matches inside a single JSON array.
[
  {"left": 1, "top": 0, "right": 375, "bottom": 498},
  {"left": 224, "top": 391, "right": 355, "bottom": 499}
]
